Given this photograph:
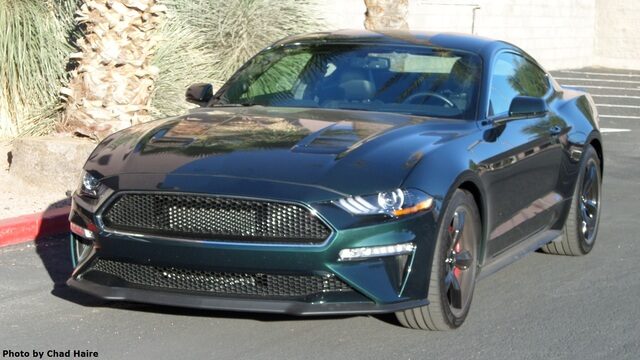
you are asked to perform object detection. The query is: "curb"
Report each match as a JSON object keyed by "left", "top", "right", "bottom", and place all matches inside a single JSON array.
[{"left": 0, "top": 206, "right": 71, "bottom": 247}]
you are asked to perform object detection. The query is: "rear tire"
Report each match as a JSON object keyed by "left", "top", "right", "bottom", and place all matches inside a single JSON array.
[
  {"left": 395, "top": 189, "right": 481, "bottom": 330},
  {"left": 542, "top": 145, "right": 601, "bottom": 256}
]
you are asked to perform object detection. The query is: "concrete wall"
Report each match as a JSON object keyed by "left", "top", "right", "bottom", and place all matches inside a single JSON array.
[
  {"left": 595, "top": 0, "right": 640, "bottom": 70},
  {"left": 316, "top": 0, "right": 638, "bottom": 71}
]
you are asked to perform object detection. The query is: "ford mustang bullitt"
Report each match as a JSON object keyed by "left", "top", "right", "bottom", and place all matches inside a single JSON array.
[{"left": 67, "top": 30, "right": 603, "bottom": 330}]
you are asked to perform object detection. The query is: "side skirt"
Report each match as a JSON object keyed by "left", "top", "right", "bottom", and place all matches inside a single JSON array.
[{"left": 477, "top": 229, "right": 562, "bottom": 281}]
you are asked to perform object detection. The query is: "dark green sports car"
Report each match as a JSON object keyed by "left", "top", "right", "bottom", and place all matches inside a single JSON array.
[{"left": 68, "top": 30, "right": 603, "bottom": 330}]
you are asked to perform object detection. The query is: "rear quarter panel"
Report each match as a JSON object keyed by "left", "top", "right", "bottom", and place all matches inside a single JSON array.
[{"left": 547, "top": 84, "right": 603, "bottom": 228}]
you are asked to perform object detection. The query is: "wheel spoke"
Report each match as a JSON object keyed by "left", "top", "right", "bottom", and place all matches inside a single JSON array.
[
  {"left": 445, "top": 270, "right": 462, "bottom": 309},
  {"left": 583, "top": 199, "right": 598, "bottom": 217},
  {"left": 450, "top": 211, "right": 465, "bottom": 247},
  {"left": 577, "top": 162, "right": 599, "bottom": 243},
  {"left": 582, "top": 166, "right": 595, "bottom": 197},
  {"left": 454, "top": 250, "right": 473, "bottom": 270},
  {"left": 579, "top": 202, "right": 590, "bottom": 221}
]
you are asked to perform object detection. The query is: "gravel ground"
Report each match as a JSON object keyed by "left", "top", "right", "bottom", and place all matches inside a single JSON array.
[{"left": 0, "top": 139, "right": 70, "bottom": 219}]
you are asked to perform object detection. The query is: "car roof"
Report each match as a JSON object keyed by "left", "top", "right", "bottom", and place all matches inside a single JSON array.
[{"left": 271, "top": 29, "right": 513, "bottom": 56}]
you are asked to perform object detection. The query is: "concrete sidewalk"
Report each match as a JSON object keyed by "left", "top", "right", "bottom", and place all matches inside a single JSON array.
[
  {"left": 0, "top": 139, "right": 70, "bottom": 220},
  {"left": 0, "top": 139, "right": 72, "bottom": 246}
]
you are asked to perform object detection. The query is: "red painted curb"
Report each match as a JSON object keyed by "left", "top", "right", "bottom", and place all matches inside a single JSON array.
[{"left": 0, "top": 206, "right": 71, "bottom": 247}]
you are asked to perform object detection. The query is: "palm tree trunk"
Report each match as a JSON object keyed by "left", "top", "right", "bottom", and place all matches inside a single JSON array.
[
  {"left": 364, "top": 0, "right": 409, "bottom": 30},
  {"left": 60, "top": 0, "right": 166, "bottom": 139}
]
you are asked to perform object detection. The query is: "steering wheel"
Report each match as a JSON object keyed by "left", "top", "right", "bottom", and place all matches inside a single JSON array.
[{"left": 403, "top": 91, "right": 457, "bottom": 109}]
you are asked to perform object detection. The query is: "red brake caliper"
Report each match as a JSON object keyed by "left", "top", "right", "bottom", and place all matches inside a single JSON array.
[{"left": 453, "top": 229, "right": 462, "bottom": 278}]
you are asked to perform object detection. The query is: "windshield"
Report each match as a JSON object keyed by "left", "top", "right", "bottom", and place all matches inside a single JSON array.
[{"left": 214, "top": 44, "right": 482, "bottom": 119}]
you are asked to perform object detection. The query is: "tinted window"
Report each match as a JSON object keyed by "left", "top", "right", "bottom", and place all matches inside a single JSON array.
[
  {"left": 488, "top": 52, "right": 549, "bottom": 116},
  {"left": 216, "top": 44, "right": 482, "bottom": 120},
  {"left": 244, "top": 52, "right": 313, "bottom": 99}
]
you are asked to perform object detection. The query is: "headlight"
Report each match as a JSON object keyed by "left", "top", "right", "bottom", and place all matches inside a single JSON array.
[
  {"left": 334, "top": 188, "right": 433, "bottom": 217},
  {"left": 79, "top": 170, "right": 100, "bottom": 197}
]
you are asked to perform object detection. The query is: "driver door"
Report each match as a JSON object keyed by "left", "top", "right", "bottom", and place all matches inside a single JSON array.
[{"left": 481, "top": 52, "right": 564, "bottom": 258}]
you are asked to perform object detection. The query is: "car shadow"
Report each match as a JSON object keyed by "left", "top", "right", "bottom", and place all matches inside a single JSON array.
[
  {"left": 34, "top": 199, "right": 104, "bottom": 307},
  {"left": 33, "top": 201, "right": 399, "bottom": 326}
]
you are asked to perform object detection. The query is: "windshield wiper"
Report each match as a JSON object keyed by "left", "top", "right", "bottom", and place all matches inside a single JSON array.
[{"left": 210, "top": 102, "right": 258, "bottom": 107}]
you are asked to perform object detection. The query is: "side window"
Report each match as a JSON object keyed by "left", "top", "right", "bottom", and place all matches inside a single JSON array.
[
  {"left": 242, "top": 52, "right": 312, "bottom": 100},
  {"left": 488, "top": 53, "right": 549, "bottom": 116}
]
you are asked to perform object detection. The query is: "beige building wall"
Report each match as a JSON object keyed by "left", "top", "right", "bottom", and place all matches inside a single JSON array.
[
  {"left": 316, "top": 0, "right": 367, "bottom": 29},
  {"left": 316, "top": 0, "right": 638, "bottom": 71},
  {"left": 594, "top": 0, "right": 640, "bottom": 70}
]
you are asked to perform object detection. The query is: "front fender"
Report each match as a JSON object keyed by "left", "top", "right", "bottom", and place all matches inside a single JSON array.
[{"left": 400, "top": 135, "right": 490, "bottom": 263}]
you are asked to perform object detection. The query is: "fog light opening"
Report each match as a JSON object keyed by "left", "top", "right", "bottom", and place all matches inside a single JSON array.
[
  {"left": 338, "top": 242, "right": 416, "bottom": 261},
  {"left": 70, "top": 223, "right": 96, "bottom": 267}
]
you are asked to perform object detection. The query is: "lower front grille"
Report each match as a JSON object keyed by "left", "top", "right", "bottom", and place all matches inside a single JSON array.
[{"left": 83, "top": 259, "right": 352, "bottom": 299}]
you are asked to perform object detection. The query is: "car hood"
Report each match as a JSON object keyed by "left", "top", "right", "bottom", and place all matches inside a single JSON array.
[{"left": 86, "top": 106, "right": 471, "bottom": 198}]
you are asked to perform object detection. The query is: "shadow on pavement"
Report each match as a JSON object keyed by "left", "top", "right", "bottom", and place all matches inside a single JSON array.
[{"left": 34, "top": 199, "right": 104, "bottom": 307}]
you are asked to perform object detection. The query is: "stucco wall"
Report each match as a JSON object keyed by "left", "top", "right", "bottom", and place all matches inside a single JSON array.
[
  {"left": 317, "top": 0, "right": 367, "bottom": 29},
  {"left": 475, "top": 0, "right": 595, "bottom": 70},
  {"left": 594, "top": 0, "right": 640, "bottom": 70},
  {"left": 316, "top": 0, "right": 638, "bottom": 71}
]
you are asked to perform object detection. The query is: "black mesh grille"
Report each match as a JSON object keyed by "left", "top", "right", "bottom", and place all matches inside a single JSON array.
[
  {"left": 101, "top": 193, "right": 331, "bottom": 244},
  {"left": 85, "top": 259, "right": 351, "bottom": 298}
]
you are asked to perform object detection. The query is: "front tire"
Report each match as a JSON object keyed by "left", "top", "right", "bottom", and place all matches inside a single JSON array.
[
  {"left": 542, "top": 145, "right": 601, "bottom": 256},
  {"left": 396, "top": 189, "right": 480, "bottom": 330}
]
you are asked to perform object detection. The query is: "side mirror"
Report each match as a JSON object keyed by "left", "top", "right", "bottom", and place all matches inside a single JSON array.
[
  {"left": 508, "top": 96, "right": 548, "bottom": 118},
  {"left": 185, "top": 83, "right": 214, "bottom": 106}
]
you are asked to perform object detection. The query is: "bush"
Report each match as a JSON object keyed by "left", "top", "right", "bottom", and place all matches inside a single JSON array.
[
  {"left": 150, "top": 20, "right": 220, "bottom": 117},
  {"left": 0, "top": 0, "right": 77, "bottom": 137},
  {"left": 151, "top": 0, "right": 323, "bottom": 117}
]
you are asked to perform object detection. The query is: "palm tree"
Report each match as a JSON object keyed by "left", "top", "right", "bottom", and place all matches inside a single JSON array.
[
  {"left": 60, "top": 0, "right": 166, "bottom": 140},
  {"left": 364, "top": 0, "right": 409, "bottom": 30}
]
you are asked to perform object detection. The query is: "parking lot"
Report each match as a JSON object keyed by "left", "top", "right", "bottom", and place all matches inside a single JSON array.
[{"left": 1, "top": 67, "right": 639, "bottom": 360}]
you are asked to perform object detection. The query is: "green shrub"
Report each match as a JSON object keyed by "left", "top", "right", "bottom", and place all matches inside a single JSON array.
[
  {"left": 0, "top": 0, "right": 77, "bottom": 137},
  {"left": 150, "top": 20, "right": 220, "bottom": 117},
  {"left": 152, "top": 0, "right": 322, "bottom": 117}
]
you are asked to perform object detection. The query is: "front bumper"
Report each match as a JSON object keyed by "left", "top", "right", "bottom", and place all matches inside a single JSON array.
[
  {"left": 67, "top": 277, "right": 427, "bottom": 315},
  {"left": 67, "top": 182, "right": 439, "bottom": 315}
]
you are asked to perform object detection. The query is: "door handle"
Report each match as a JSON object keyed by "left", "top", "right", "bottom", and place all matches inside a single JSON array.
[{"left": 549, "top": 125, "right": 562, "bottom": 135}]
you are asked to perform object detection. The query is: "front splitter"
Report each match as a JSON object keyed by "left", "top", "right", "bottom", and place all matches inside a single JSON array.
[{"left": 67, "top": 278, "right": 428, "bottom": 316}]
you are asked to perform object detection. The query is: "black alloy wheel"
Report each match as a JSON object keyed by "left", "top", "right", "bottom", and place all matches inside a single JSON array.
[
  {"left": 396, "top": 189, "right": 480, "bottom": 330},
  {"left": 542, "top": 144, "right": 601, "bottom": 256}
]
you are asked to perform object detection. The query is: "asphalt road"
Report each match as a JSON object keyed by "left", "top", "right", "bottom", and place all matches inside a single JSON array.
[{"left": 1, "top": 67, "right": 639, "bottom": 360}]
